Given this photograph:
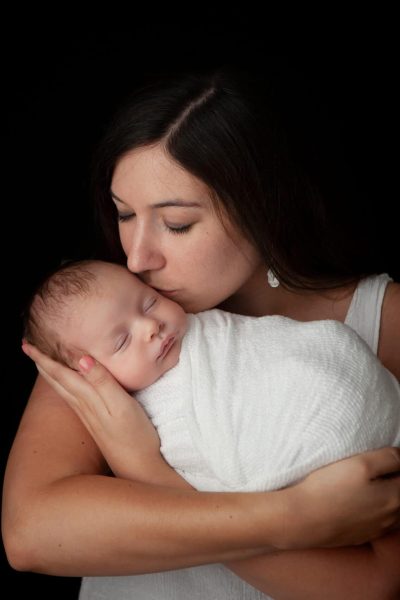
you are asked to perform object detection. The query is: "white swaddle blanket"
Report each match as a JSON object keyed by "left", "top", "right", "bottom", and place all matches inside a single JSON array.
[{"left": 137, "top": 309, "right": 400, "bottom": 492}]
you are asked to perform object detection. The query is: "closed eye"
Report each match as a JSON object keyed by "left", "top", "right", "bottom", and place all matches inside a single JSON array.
[
  {"left": 118, "top": 213, "right": 135, "bottom": 223},
  {"left": 115, "top": 334, "right": 129, "bottom": 352},
  {"left": 144, "top": 297, "right": 157, "bottom": 312},
  {"left": 164, "top": 222, "right": 193, "bottom": 234}
]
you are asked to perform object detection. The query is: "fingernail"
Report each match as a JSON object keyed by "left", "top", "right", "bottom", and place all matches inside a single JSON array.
[{"left": 78, "top": 356, "right": 95, "bottom": 373}]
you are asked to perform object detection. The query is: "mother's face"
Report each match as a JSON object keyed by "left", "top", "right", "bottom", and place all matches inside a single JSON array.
[{"left": 111, "top": 144, "right": 262, "bottom": 313}]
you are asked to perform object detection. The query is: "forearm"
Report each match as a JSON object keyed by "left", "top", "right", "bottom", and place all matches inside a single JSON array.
[
  {"left": 5, "top": 473, "right": 272, "bottom": 576},
  {"left": 131, "top": 461, "right": 400, "bottom": 598},
  {"left": 6, "top": 374, "right": 400, "bottom": 578},
  {"left": 227, "top": 532, "right": 400, "bottom": 600},
  {"left": 2, "top": 378, "right": 281, "bottom": 576}
]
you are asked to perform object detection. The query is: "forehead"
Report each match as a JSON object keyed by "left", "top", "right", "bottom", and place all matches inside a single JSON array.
[
  {"left": 111, "top": 145, "right": 212, "bottom": 204},
  {"left": 59, "top": 266, "right": 145, "bottom": 336},
  {"left": 94, "top": 263, "right": 146, "bottom": 295},
  {"left": 62, "top": 265, "right": 143, "bottom": 314}
]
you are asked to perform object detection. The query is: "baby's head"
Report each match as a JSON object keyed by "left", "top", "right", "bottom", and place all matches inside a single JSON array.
[{"left": 24, "top": 260, "right": 187, "bottom": 391}]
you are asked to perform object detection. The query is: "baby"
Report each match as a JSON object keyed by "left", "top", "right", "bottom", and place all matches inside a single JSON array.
[{"left": 24, "top": 259, "right": 400, "bottom": 492}]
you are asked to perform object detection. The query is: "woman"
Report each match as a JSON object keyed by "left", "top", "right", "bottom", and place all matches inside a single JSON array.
[{"left": 3, "top": 68, "right": 400, "bottom": 599}]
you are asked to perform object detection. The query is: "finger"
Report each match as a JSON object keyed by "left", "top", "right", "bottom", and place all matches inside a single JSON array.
[
  {"left": 36, "top": 366, "right": 98, "bottom": 437},
  {"left": 36, "top": 363, "right": 115, "bottom": 443},
  {"left": 22, "top": 342, "right": 72, "bottom": 381},
  {"left": 23, "top": 342, "right": 91, "bottom": 397},
  {"left": 362, "top": 447, "right": 400, "bottom": 479},
  {"left": 24, "top": 343, "right": 111, "bottom": 417},
  {"left": 78, "top": 355, "right": 132, "bottom": 415},
  {"left": 36, "top": 365, "right": 82, "bottom": 406},
  {"left": 23, "top": 343, "right": 130, "bottom": 422}
]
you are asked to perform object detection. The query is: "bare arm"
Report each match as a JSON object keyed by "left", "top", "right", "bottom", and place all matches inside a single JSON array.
[
  {"left": 226, "top": 464, "right": 400, "bottom": 599},
  {"left": 123, "top": 428, "right": 400, "bottom": 600},
  {"left": 117, "top": 399, "right": 400, "bottom": 600},
  {"left": 378, "top": 282, "right": 400, "bottom": 380},
  {"left": 2, "top": 376, "right": 272, "bottom": 576},
  {"left": 2, "top": 346, "right": 400, "bottom": 578},
  {"left": 98, "top": 399, "right": 400, "bottom": 600},
  {"left": 227, "top": 531, "right": 400, "bottom": 600}
]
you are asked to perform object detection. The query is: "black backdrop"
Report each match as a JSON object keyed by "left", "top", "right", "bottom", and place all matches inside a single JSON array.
[{"left": 1, "top": 29, "right": 398, "bottom": 598}]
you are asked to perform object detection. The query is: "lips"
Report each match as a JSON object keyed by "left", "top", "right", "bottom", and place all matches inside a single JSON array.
[{"left": 157, "top": 335, "right": 175, "bottom": 360}]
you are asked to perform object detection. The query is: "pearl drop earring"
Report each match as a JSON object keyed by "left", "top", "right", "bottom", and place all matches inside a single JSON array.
[{"left": 267, "top": 268, "right": 280, "bottom": 288}]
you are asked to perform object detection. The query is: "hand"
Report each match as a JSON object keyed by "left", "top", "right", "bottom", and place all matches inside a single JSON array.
[
  {"left": 22, "top": 343, "right": 162, "bottom": 481},
  {"left": 282, "top": 448, "right": 400, "bottom": 550}
]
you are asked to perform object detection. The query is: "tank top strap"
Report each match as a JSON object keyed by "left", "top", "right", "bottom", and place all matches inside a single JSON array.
[{"left": 344, "top": 273, "right": 392, "bottom": 355}]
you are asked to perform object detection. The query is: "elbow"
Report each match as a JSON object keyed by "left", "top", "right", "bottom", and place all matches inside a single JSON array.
[
  {"left": 2, "top": 511, "right": 40, "bottom": 573},
  {"left": 3, "top": 537, "right": 31, "bottom": 573}
]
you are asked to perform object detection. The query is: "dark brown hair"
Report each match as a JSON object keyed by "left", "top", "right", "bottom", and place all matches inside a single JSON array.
[{"left": 91, "top": 67, "right": 382, "bottom": 290}]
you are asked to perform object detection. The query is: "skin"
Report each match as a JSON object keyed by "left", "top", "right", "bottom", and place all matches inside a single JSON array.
[
  {"left": 53, "top": 262, "right": 187, "bottom": 391},
  {"left": 111, "top": 144, "right": 263, "bottom": 315},
  {"left": 3, "top": 143, "right": 400, "bottom": 599},
  {"left": 108, "top": 144, "right": 400, "bottom": 597}
]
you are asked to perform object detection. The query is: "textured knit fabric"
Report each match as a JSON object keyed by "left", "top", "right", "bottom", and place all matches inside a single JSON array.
[
  {"left": 136, "top": 310, "right": 400, "bottom": 492},
  {"left": 79, "top": 273, "right": 395, "bottom": 600}
]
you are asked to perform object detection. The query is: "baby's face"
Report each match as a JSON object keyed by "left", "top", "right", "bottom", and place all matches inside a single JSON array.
[{"left": 62, "top": 264, "right": 187, "bottom": 391}]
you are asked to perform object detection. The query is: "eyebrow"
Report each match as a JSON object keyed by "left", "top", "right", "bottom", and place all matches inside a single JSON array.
[{"left": 110, "top": 191, "right": 201, "bottom": 209}]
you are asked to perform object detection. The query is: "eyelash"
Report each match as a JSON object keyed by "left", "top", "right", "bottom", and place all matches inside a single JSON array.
[
  {"left": 118, "top": 214, "right": 133, "bottom": 223},
  {"left": 116, "top": 335, "right": 128, "bottom": 352},
  {"left": 164, "top": 223, "right": 192, "bottom": 235},
  {"left": 145, "top": 298, "right": 157, "bottom": 312},
  {"left": 117, "top": 214, "right": 192, "bottom": 235},
  {"left": 114, "top": 297, "right": 156, "bottom": 352}
]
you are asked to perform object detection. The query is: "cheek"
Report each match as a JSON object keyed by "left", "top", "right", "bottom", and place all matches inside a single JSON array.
[
  {"left": 119, "top": 351, "right": 151, "bottom": 390},
  {"left": 199, "top": 235, "right": 254, "bottom": 279},
  {"left": 172, "top": 230, "right": 223, "bottom": 275}
]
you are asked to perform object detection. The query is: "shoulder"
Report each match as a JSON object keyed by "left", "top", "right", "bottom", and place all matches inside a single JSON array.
[{"left": 378, "top": 281, "right": 400, "bottom": 379}]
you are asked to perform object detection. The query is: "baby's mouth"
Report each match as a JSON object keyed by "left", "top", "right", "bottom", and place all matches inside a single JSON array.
[{"left": 157, "top": 335, "right": 175, "bottom": 360}]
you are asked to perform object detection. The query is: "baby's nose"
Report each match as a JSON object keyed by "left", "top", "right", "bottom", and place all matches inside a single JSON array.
[{"left": 145, "top": 317, "right": 164, "bottom": 341}]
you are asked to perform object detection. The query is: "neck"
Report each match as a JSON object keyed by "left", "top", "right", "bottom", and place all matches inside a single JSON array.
[{"left": 220, "top": 265, "right": 357, "bottom": 323}]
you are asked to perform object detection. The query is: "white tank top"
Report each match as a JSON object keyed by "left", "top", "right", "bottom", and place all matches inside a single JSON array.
[
  {"left": 345, "top": 273, "right": 392, "bottom": 354},
  {"left": 79, "top": 273, "right": 392, "bottom": 600}
]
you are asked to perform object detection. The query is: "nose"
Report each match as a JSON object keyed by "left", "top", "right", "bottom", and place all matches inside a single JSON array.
[
  {"left": 126, "top": 227, "right": 166, "bottom": 275},
  {"left": 143, "top": 317, "right": 164, "bottom": 342}
]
